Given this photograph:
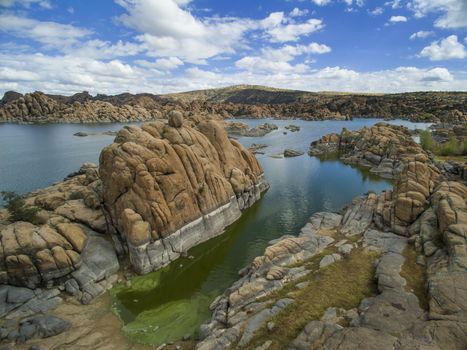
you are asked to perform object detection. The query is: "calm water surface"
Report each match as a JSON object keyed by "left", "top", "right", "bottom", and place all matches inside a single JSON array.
[
  {"left": 0, "top": 118, "right": 430, "bottom": 344},
  {"left": 108, "top": 118, "right": 430, "bottom": 345}
]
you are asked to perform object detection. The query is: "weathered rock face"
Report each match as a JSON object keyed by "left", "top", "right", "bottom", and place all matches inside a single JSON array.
[
  {"left": 4, "top": 88, "right": 465, "bottom": 124},
  {"left": 0, "top": 164, "right": 119, "bottom": 303},
  {"left": 310, "top": 123, "right": 427, "bottom": 179},
  {"left": 99, "top": 117, "right": 268, "bottom": 274},
  {"left": 0, "top": 92, "right": 159, "bottom": 123},
  {"left": 375, "top": 156, "right": 441, "bottom": 235}
]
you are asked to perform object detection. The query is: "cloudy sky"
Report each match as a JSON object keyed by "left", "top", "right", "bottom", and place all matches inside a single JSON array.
[{"left": 0, "top": 0, "right": 466, "bottom": 95}]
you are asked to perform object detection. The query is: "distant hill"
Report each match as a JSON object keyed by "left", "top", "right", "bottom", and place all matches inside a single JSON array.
[
  {"left": 1, "top": 85, "right": 466, "bottom": 124},
  {"left": 161, "top": 84, "right": 463, "bottom": 105}
]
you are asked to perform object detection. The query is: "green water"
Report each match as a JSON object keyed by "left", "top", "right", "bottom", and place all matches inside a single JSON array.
[{"left": 110, "top": 118, "right": 431, "bottom": 345}]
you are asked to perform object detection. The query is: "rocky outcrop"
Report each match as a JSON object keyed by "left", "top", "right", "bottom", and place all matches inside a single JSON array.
[
  {"left": 99, "top": 113, "right": 268, "bottom": 274},
  {"left": 309, "top": 123, "right": 427, "bottom": 179},
  {"left": 197, "top": 123, "right": 467, "bottom": 349},
  {"left": 0, "top": 164, "right": 119, "bottom": 303},
  {"left": 374, "top": 156, "right": 441, "bottom": 235},
  {"left": 309, "top": 123, "right": 445, "bottom": 235},
  {"left": 224, "top": 122, "right": 278, "bottom": 137},
  {"left": 3, "top": 88, "right": 465, "bottom": 124},
  {"left": 0, "top": 91, "right": 160, "bottom": 123}
]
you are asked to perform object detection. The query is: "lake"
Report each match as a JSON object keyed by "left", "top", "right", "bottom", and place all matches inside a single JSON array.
[
  {"left": 107, "top": 118, "right": 430, "bottom": 345},
  {"left": 0, "top": 119, "right": 430, "bottom": 344},
  {"left": 0, "top": 118, "right": 431, "bottom": 345}
]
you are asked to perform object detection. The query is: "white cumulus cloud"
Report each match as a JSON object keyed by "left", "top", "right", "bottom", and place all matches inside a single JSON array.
[
  {"left": 410, "top": 31, "right": 434, "bottom": 40},
  {"left": 389, "top": 15, "right": 408, "bottom": 23},
  {"left": 409, "top": 0, "right": 467, "bottom": 28},
  {"left": 0, "top": 14, "right": 91, "bottom": 47},
  {"left": 420, "top": 35, "right": 467, "bottom": 60}
]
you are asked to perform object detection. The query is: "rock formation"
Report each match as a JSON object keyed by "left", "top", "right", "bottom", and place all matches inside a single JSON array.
[
  {"left": 99, "top": 113, "right": 268, "bottom": 274},
  {"left": 197, "top": 123, "right": 467, "bottom": 349},
  {"left": 224, "top": 121, "right": 278, "bottom": 137},
  {"left": 284, "top": 149, "right": 304, "bottom": 157},
  {"left": 1, "top": 87, "right": 466, "bottom": 124},
  {"left": 0, "top": 164, "right": 119, "bottom": 303},
  {"left": 0, "top": 91, "right": 159, "bottom": 123},
  {"left": 309, "top": 123, "right": 427, "bottom": 179}
]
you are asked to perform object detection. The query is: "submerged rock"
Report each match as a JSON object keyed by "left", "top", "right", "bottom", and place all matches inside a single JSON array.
[
  {"left": 285, "top": 124, "right": 300, "bottom": 132},
  {"left": 284, "top": 149, "right": 304, "bottom": 157}
]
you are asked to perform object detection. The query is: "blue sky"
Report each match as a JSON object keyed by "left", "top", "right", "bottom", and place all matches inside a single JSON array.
[{"left": 0, "top": 0, "right": 466, "bottom": 95}]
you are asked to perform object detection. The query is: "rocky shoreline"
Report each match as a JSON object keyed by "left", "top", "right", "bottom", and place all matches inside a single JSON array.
[
  {"left": 0, "top": 118, "right": 465, "bottom": 349},
  {"left": 0, "top": 112, "right": 268, "bottom": 349},
  {"left": 196, "top": 123, "right": 467, "bottom": 349},
  {"left": 1, "top": 87, "right": 466, "bottom": 124}
]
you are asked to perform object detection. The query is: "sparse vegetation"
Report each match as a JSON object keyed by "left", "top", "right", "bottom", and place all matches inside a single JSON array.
[
  {"left": 420, "top": 130, "right": 466, "bottom": 156},
  {"left": 246, "top": 249, "right": 379, "bottom": 350},
  {"left": 1, "top": 191, "right": 41, "bottom": 223},
  {"left": 401, "top": 247, "right": 428, "bottom": 310}
]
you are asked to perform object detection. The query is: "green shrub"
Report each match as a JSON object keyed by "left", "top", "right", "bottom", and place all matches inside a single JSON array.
[
  {"left": 419, "top": 131, "right": 466, "bottom": 156},
  {"left": 1, "top": 191, "right": 41, "bottom": 223},
  {"left": 438, "top": 136, "right": 459, "bottom": 156},
  {"left": 419, "top": 130, "right": 436, "bottom": 152}
]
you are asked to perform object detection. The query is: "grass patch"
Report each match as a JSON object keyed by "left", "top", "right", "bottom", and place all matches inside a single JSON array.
[
  {"left": 244, "top": 249, "right": 379, "bottom": 350},
  {"left": 400, "top": 247, "right": 428, "bottom": 310},
  {"left": 435, "top": 155, "right": 467, "bottom": 163}
]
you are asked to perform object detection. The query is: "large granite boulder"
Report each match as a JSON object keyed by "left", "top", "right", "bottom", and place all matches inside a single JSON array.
[
  {"left": 0, "top": 163, "right": 118, "bottom": 302},
  {"left": 99, "top": 116, "right": 268, "bottom": 273},
  {"left": 0, "top": 222, "right": 82, "bottom": 288},
  {"left": 375, "top": 156, "right": 441, "bottom": 235}
]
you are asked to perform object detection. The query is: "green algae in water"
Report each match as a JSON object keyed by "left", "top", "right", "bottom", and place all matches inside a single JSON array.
[
  {"left": 120, "top": 295, "right": 213, "bottom": 344},
  {"left": 110, "top": 157, "right": 392, "bottom": 346},
  {"left": 109, "top": 119, "right": 429, "bottom": 346},
  {"left": 111, "top": 201, "right": 264, "bottom": 345}
]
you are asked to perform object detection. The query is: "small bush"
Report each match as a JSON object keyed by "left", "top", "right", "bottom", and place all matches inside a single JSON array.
[
  {"left": 1, "top": 191, "right": 41, "bottom": 223},
  {"left": 419, "top": 130, "right": 436, "bottom": 152},
  {"left": 419, "top": 131, "right": 466, "bottom": 157}
]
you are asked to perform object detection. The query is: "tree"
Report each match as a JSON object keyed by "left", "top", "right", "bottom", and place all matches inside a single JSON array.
[{"left": 1, "top": 191, "right": 41, "bottom": 223}]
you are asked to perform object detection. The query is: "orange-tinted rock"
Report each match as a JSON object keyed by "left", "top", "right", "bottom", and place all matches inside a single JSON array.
[{"left": 100, "top": 115, "right": 268, "bottom": 273}]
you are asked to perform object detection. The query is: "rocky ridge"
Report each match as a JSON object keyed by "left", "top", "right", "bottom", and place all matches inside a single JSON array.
[
  {"left": 1, "top": 87, "right": 466, "bottom": 124},
  {"left": 196, "top": 123, "right": 467, "bottom": 349}
]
